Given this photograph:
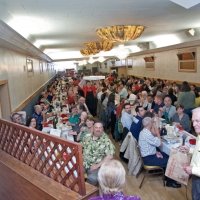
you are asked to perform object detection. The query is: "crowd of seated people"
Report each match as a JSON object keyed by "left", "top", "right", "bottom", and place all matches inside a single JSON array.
[
  {"left": 9, "top": 72, "right": 200, "bottom": 198},
  {"left": 9, "top": 74, "right": 116, "bottom": 187},
  {"left": 85, "top": 74, "right": 199, "bottom": 190},
  {"left": 93, "top": 76, "right": 198, "bottom": 143},
  {"left": 10, "top": 73, "right": 200, "bottom": 147}
]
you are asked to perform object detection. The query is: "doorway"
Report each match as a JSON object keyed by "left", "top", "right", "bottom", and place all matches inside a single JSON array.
[{"left": 0, "top": 80, "right": 11, "bottom": 120}]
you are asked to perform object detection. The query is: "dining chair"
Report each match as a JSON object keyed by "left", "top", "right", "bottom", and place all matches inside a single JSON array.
[
  {"left": 139, "top": 163, "right": 165, "bottom": 189},
  {"left": 137, "top": 145, "right": 165, "bottom": 189}
]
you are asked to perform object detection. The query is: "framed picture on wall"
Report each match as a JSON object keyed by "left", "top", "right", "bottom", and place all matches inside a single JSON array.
[
  {"left": 144, "top": 56, "right": 155, "bottom": 70},
  {"left": 177, "top": 51, "right": 196, "bottom": 72},
  {"left": 26, "top": 58, "right": 33, "bottom": 72}
]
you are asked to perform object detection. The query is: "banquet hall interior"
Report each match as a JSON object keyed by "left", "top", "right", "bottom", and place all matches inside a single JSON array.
[{"left": 0, "top": 0, "right": 200, "bottom": 200}]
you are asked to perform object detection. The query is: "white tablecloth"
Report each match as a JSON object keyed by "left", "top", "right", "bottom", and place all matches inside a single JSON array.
[
  {"left": 160, "top": 140, "right": 182, "bottom": 155},
  {"left": 160, "top": 131, "right": 196, "bottom": 155},
  {"left": 61, "top": 130, "right": 74, "bottom": 141},
  {"left": 42, "top": 127, "right": 74, "bottom": 142}
]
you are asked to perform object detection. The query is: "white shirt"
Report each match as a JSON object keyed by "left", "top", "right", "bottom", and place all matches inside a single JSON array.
[
  {"left": 97, "top": 91, "right": 103, "bottom": 101},
  {"left": 190, "top": 135, "right": 200, "bottom": 177},
  {"left": 121, "top": 111, "right": 134, "bottom": 131},
  {"left": 139, "top": 128, "right": 161, "bottom": 157}
]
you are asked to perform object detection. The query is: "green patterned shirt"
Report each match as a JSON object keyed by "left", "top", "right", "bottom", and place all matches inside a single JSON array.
[{"left": 81, "top": 133, "right": 115, "bottom": 170}]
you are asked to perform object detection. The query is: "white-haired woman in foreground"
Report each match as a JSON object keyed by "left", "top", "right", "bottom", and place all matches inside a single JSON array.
[{"left": 90, "top": 159, "right": 141, "bottom": 200}]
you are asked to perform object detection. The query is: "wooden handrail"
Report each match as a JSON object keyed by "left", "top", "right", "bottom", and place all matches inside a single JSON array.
[{"left": 0, "top": 119, "right": 86, "bottom": 196}]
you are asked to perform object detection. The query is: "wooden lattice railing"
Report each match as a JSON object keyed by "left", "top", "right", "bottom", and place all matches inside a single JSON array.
[{"left": 0, "top": 119, "right": 86, "bottom": 196}]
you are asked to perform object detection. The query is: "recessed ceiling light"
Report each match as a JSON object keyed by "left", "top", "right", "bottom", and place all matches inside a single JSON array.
[{"left": 169, "top": 0, "right": 200, "bottom": 9}]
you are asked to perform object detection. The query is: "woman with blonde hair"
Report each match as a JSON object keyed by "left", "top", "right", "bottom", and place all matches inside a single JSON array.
[{"left": 90, "top": 159, "right": 140, "bottom": 200}]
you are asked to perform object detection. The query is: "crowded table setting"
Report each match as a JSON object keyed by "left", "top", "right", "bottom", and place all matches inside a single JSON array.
[{"left": 10, "top": 72, "right": 200, "bottom": 200}]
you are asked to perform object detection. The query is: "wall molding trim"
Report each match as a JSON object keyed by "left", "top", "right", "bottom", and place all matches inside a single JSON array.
[{"left": 129, "top": 39, "right": 200, "bottom": 57}]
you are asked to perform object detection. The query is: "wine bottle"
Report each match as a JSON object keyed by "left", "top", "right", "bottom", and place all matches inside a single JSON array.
[{"left": 53, "top": 115, "right": 58, "bottom": 129}]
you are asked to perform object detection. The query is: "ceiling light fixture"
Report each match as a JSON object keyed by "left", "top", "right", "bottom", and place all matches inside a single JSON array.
[
  {"left": 80, "top": 48, "right": 93, "bottom": 56},
  {"left": 88, "top": 57, "right": 96, "bottom": 64},
  {"left": 85, "top": 40, "right": 113, "bottom": 52},
  {"left": 188, "top": 28, "right": 195, "bottom": 36},
  {"left": 115, "top": 44, "right": 131, "bottom": 60},
  {"left": 97, "top": 56, "right": 106, "bottom": 63},
  {"left": 80, "top": 40, "right": 113, "bottom": 56},
  {"left": 96, "top": 25, "right": 144, "bottom": 43}
]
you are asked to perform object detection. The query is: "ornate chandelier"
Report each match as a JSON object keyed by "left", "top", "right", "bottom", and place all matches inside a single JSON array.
[
  {"left": 96, "top": 25, "right": 144, "bottom": 43},
  {"left": 80, "top": 48, "right": 94, "bottom": 56},
  {"left": 85, "top": 40, "right": 113, "bottom": 52},
  {"left": 80, "top": 40, "right": 113, "bottom": 56}
]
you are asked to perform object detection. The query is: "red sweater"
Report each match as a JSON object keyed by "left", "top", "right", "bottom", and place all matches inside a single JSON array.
[{"left": 83, "top": 85, "right": 96, "bottom": 97}]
